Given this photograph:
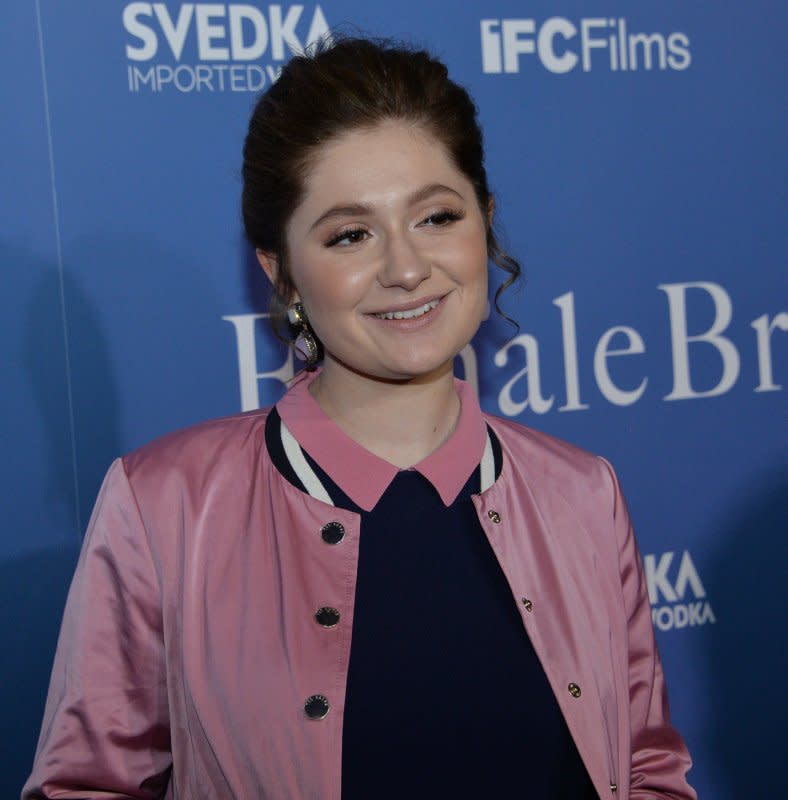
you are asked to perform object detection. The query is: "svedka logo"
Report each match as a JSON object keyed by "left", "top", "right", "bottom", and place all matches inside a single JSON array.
[
  {"left": 123, "top": 3, "right": 330, "bottom": 93},
  {"left": 645, "top": 550, "right": 715, "bottom": 632},
  {"left": 481, "top": 17, "right": 691, "bottom": 75}
]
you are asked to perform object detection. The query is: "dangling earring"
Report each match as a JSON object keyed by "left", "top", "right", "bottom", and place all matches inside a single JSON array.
[{"left": 287, "top": 301, "right": 319, "bottom": 370}]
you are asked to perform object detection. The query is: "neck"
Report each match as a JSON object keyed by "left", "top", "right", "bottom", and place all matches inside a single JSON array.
[{"left": 308, "top": 359, "right": 461, "bottom": 468}]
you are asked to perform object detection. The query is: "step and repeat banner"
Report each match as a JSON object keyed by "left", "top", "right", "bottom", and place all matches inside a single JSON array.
[{"left": 2, "top": 1, "right": 785, "bottom": 796}]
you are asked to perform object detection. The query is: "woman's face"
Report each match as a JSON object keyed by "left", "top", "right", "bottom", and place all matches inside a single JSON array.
[{"left": 262, "top": 120, "right": 491, "bottom": 384}]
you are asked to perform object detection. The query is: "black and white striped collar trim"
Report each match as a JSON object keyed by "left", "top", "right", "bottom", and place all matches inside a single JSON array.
[{"left": 264, "top": 406, "right": 503, "bottom": 508}]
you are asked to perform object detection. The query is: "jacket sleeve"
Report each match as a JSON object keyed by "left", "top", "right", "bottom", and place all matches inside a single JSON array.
[
  {"left": 22, "top": 459, "right": 172, "bottom": 800},
  {"left": 597, "top": 456, "right": 697, "bottom": 800}
]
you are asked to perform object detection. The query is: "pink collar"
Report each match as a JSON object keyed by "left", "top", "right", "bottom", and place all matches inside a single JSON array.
[{"left": 276, "top": 370, "right": 488, "bottom": 511}]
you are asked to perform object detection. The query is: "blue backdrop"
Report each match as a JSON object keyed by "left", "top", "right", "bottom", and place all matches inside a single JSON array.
[{"left": 3, "top": 2, "right": 786, "bottom": 796}]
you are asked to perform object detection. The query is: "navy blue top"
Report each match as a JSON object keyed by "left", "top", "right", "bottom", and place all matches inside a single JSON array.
[{"left": 265, "top": 407, "right": 597, "bottom": 799}]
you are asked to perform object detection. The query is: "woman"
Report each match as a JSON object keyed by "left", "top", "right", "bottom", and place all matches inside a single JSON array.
[{"left": 23, "top": 37, "right": 696, "bottom": 799}]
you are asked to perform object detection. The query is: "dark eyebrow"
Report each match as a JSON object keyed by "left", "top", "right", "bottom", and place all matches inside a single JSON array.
[
  {"left": 308, "top": 182, "right": 464, "bottom": 233},
  {"left": 309, "top": 203, "right": 369, "bottom": 233},
  {"left": 408, "top": 182, "right": 464, "bottom": 206}
]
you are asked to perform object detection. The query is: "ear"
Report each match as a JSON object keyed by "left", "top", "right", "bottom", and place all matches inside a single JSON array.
[
  {"left": 256, "top": 248, "right": 300, "bottom": 306},
  {"left": 256, "top": 249, "right": 278, "bottom": 285}
]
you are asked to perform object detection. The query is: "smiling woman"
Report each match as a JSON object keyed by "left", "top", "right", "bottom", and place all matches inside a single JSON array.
[
  {"left": 254, "top": 122, "right": 491, "bottom": 444},
  {"left": 23, "top": 35, "right": 696, "bottom": 800}
]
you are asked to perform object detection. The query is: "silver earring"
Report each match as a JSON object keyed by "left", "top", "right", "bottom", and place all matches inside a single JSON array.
[{"left": 287, "top": 302, "right": 319, "bottom": 369}]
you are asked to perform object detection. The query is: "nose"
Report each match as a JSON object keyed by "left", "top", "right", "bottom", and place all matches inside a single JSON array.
[{"left": 378, "top": 230, "right": 432, "bottom": 291}]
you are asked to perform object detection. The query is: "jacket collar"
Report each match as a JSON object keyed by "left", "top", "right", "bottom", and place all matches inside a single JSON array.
[{"left": 276, "top": 370, "right": 487, "bottom": 511}]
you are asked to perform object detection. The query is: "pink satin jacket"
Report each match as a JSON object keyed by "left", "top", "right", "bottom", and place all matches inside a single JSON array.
[{"left": 23, "top": 381, "right": 695, "bottom": 799}]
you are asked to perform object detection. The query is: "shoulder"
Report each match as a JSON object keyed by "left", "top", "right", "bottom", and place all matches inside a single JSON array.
[
  {"left": 122, "top": 406, "right": 273, "bottom": 488},
  {"left": 485, "top": 411, "right": 605, "bottom": 477},
  {"left": 484, "top": 411, "right": 614, "bottom": 508}
]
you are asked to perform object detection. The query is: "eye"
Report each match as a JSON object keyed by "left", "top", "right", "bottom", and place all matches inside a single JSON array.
[
  {"left": 324, "top": 226, "right": 369, "bottom": 248},
  {"left": 420, "top": 209, "right": 465, "bottom": 227}
]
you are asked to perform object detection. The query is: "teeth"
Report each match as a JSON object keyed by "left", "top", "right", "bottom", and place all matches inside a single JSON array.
[{"left": 374, "top": 299, "right": 439, "bottom": 320}]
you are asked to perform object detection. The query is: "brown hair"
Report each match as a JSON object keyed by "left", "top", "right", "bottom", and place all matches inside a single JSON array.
[{"left": 242, "top": 34, "right": 521, "bottom": 345}]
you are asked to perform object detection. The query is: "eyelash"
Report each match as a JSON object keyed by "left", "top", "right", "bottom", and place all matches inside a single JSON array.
[{"left": 324, "top": 209, "right": 466, "bottom": 248}]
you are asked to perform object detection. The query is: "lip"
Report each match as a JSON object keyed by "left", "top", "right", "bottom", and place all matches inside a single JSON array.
[
  {"left": 364, "top": 292, "right": 449, "bottom": 332},
  {"left": 365, "top": 293, "right": 446, "bottom": 316}
]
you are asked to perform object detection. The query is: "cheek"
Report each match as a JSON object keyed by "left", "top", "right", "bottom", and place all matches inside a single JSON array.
[
  {"left": 455, "top": 216, "right": 489, "bottom": 268},
  {"left": 296, "top": 257, "right": 370, "bottom": 316},
  {"left": 451, "top": 229, "right": 489, "bottom": 288},
  {"left": 459, "top": 236, "right": 490, "bottom": 325}
]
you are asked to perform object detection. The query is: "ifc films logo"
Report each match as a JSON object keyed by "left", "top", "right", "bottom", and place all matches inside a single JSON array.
[
  {"left": 123, "top": 3, "right": 330, "bottom": 93},
  {"left": 481, "top": 16, "right": 691, "bottom": 74}
]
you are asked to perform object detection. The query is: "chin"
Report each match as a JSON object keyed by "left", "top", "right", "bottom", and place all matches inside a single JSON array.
[
  {"left": 379, "top": 355, "right": 459, "bottom": 382},
  {"left": 326, "top": 336, "right": 470, "bottom": 382}
]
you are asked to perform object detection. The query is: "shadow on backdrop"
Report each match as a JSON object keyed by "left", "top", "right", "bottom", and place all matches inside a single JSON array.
[
  {"left": 699, "top": 460, "right": 788, "bottom": 796},
  {"left": 7, "top": 248, "right": 121, "bottom": 795},
  {"left": 13, "top": 250, "right": 79, "bottom": 535},
  {"left": 1, "top": 546, "right": 77, "bottom": 797},
  {"left": 25, "top": 264, "right": 123, "bottom": 532}
]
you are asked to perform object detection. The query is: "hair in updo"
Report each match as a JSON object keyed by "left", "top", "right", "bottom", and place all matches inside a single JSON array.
[{"left": 242, "top": 34, "right": 521, "bottom": 345}]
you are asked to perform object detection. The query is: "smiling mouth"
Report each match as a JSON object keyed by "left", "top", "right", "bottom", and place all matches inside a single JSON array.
[{"left": 372, "top": 299, "right": 441, "bottom": 321}]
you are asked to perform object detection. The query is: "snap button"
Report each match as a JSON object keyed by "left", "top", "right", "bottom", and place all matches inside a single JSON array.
[
  {"left": 487, "top": 510, "right": 501, "bottom": 523},
  {"left": 320, "top": 521, "right": 345, "bottom": 544},
  {"left": 521, "top": 597, "right": 533, "bottom": 612},
  {"left": 315, "top": 607, "right": 340, "bottom": 627},
  {"left": 610, "top": 783, "right": 618, "bottom": 793},
  {"left": 568, "top": 682, "right": 582, "bottom": 698},
  {"left": 304, "top": 694, "right": 330, "bottom": 720}
]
